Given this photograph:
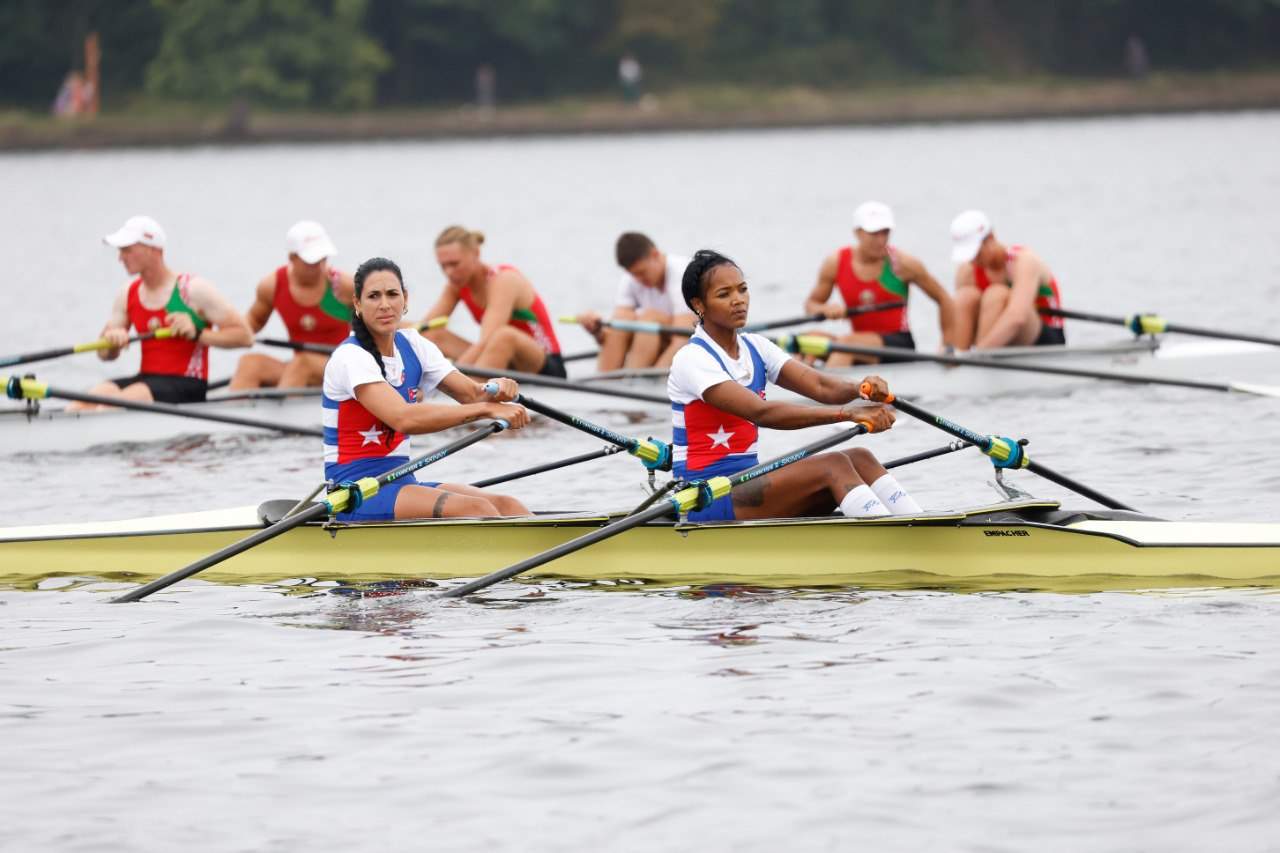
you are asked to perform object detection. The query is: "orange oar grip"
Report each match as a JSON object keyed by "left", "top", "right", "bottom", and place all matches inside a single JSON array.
[{"left": 858, "top": 380, "right": 894, "bottom": 403}]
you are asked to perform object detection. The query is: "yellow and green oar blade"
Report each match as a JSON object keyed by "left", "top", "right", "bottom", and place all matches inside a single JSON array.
[
  {"left": 440, "top": 423, "right": 870, "bottom": 598},
  {"left": 0, "top": 329, "right": 169, "bottom": 369},
  {"left": 777, "top": 334, "right": 1280, "bottom": 398},
  {"left": 4, "top": 375, "right": 323, "bottom": 437},
  {"left": 1041, "top": 307, "right": 1280, "bottom": 348},
  {"left": 112, "top": 420, "right": 510, "bottom": 603},
  {"left": 879, "top": 390, "right": 1134, "bottom": 511}
]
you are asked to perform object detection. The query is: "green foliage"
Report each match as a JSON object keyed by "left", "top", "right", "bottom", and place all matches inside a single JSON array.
[{"left": 144, "top": 0, "right": 389, "bottom": 108}]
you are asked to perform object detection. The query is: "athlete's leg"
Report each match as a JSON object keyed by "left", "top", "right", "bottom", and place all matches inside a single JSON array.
[
  {"left": 66, "top": 379, "right": 154, "bottom": 411},
  {"left": 596, "top": 308, "right": 635, "bottom": 372},
  {"left": 729, "top": 452, "right": 875, "bottom": 520},
  {"left": 392, "top": 484, "right": 500, "bottom": 519},
  {"left": 472, "top": 326, "right": 548, "bottom": 373},
  {"left": 435, "top": 482, "right": 531, "bottom": 516},
  {"left": 826, "top": 331, "right": 886, "bottom": 368},
  {"left": 229, "top": 353, "right": 286, "bottom": 390},
  {"left": 275, "top": 352, "right": 329, "bottom": 388},
  {"left": 654, "top": 313, "right": 696, "bottom": 368},
  {"left": 951, "top": 287, "right": 981, "bottom": 349},
  {"left": 974, "top": 285, "right": 1010, "bottom": 342},
  {"left": 422, "top": 327, "right": 473, "bottom": 360},
  {"left": 623, "top": 308, "right": 670, "bottom": 368}
]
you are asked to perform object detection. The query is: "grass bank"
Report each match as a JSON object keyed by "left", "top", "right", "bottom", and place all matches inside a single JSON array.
[{"left": 3, "top": 71, "right": 1279, "bottom": 151}]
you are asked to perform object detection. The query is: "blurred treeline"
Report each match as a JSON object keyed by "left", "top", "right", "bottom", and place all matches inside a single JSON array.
[{"left": 4, "top": 0, "right": 1280, "bottom": 111}]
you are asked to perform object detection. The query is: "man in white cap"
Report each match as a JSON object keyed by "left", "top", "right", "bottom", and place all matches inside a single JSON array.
[
  {"left": 228, "top": 221, "right": 354, "bottom": 389},
  {"left": 949, "top": 210, "right": 1065, "bottom": 349},
  {"left": 72, "top": 215, "right": 252, "bottom": 409},
  {"left": 803, "top": 201, "right": 954, "bottom": 366}
]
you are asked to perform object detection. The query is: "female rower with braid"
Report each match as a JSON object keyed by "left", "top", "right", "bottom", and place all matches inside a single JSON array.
[
  {"left": 322, "top": 257, "right": 532, "bottom": 521},
  {"left": 668, "top": 250, "right": 924, "bottom": 522}
]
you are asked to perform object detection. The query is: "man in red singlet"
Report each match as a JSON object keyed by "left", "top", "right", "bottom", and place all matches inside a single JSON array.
[
  {"left": 804, "top": 201, "right": 955, "bottom": 366},
  {"left": 71, "top": 215, "right": 253, "bottom": 410},
  {"left": 229, "top": 221, "right": 355, "bottom": 389},
  {"left": 949, "top": 210, "right": 1066, "bottom": 349},
  {"left": 419, "top": 225, "right": 566, "bottom": 378}
]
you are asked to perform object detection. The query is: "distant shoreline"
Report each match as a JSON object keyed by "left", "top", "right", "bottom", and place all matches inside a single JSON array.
[{"left": 4, "top": 71, "right": 1279, "bottom": 152}]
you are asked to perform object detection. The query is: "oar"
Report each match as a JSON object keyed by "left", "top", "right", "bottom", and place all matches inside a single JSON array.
[
  {"left": 440, "top": 422, "right": 872, "bottom": 598},
  {"left": 4, "top": 375, "right": 322, "bottom": 436},
  {"left": 559, "top": 301, "right": 906, "bottom": 337},
  {"left": 744, "top": 300, "right": 906, "bottom": 333},
  {"left": 883, "top": 440, "right": 970, "bottom": 469},
  {"left": 112, "top": 420, "right": 510, "bottom": 603},
  {"left": 0, "top": 329, "right": 172, "bottom": 369},
  {"left": 1041, "top": 307, "right": 1280, "bottom": 348},
  {"left": 471, "top": 445, "right": 624, "bottom": 488},
  {"left": 871, "top": 385, "right": 1135, "bottom": 511},
  {"left": 778, "top": 335, "right": 1280, "bottom": 398},
  {"left": 516, "top": 394, "right": 671, "bottom": 470},
  {"left": 254, "top": 337, "right": 667, "bottom": 404}
]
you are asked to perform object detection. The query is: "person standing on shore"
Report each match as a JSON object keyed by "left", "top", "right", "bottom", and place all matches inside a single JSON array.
[
  {"left": 802, "top": 201, "right": 955, "bottom": 365},
  {"left": 948, "top": 209, "right": 1066, "bottom": 349},
  {"left": 73, "top": 215, "right": 253, "bottom": 409},
  {"left": 229, "top": 221, "right": 354, "bottom": 390},
  {"left": 419, "top": 226, "right": 567, "bottom": 378},
  {"left": 619, "top": 53, "right": 643, "bottom": 104},
  {"left": 575, "top": 232, "right": 693, "bottom": 372}
]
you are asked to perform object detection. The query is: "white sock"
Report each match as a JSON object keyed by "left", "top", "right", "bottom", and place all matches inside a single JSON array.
[
  {"left": 839, "top": 484, "right": 890, "bottom": 518},
  {"left": 870, "top": 474, "right": 923, "bottom": 515}
]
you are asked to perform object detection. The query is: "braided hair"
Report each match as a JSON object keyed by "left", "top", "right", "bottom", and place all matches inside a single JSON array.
[
  {"left": 351, "top": 257, "right": 405, "bottom": 380},
  {"left": 681, "top": 249, "right": 739, "bottom": 320}
]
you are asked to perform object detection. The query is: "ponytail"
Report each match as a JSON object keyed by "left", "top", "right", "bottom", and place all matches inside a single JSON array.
[{"left": 352, "top": 256, "right": 406, "bottom": 379}]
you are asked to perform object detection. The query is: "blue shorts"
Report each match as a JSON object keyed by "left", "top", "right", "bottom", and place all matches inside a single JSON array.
[
  {"left": 336, "top": 477, "right": 441, "bottom": 522},
  {"left": 686, "top": 492, "right": 735, "bottom": 523}
]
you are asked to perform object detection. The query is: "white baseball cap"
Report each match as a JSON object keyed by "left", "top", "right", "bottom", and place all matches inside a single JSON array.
[
  {"left": 103, "top": 215, "right": 166, "bottom": 249},
  {"left": 853, "top": 201, "right": 894, "bottom": 233},
  {"left": 286, "top": 220, "right": 337, "bottom": 264},
  {"left": 950, "top": 209, "right": 992, "bottom": 263}
]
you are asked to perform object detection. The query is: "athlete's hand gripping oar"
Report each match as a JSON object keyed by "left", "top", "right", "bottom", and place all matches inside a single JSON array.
[
  {"left": 439, "top": 422, "right": 876, "bottom": 599},
  {"left": 780, "top": 335, "right": 1280, "bottom": 398},
  {"left": 4, "top": 375, "right": 323, "bottom": 437},
  {"left": 111, "top": 420, "right": 511, "bottom": 603},
  {"left": 0, "top": 329, "right": 172, "bottom": 369},
  {"left": 868, "top": 384, "right": 1135, "bottom": 511},
  {"left": 516, "top": 394, "right": 672, "bottom": 472},
  {"left": 1041, "top": 307, "right": 1280, "bottom": 348}
]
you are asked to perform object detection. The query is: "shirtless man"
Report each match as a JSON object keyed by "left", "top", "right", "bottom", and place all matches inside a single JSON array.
[
  {"left": 229, "top": 221, "right": 354, "bottom": 389},
  {"left": 949, "top": 209, "right": 1066, "bottom": 349},
  {"left": 73, "top": 215, "right": 252, "bottom": 410},
  {"left": 804, "top": 201, "right": 955, "bottom": 366},
  {"left": 575, "top": 232, "right": 694, "bottom": 371}
]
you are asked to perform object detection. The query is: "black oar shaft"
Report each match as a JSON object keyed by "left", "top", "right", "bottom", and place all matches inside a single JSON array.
[
  {"left": 470, "top": 445, "right": 623, "bottom": 488},
  {"left": 518, "top": 395, "right": 643, "bottom": 452},
  {"left": 463, "top": 365, "right": 666, "bottom": 404},
  {"left": 26, "top": 382, "right": 321, "bottom": 436},
  {"left": 1042, "top": 307, "right": 1280, "bottom": 348},
  {"left": 113, "top": 422, "right": 507, "bottom": 603},
  {"left": 0, "top": 332, "right": 158, "bottom": 368},
  {"left": 442, "top": 424, "right": 867, "bottom": 598},
  {"left": 884, "top": 440, "right": 969, "bottom": 469},
  {"left": 888, "top": 396, "right": 1134, "bottom": 511},
  {"left": 744, "top": 300, "right": 906, "bottom": 333},
  {"left": 801, "top": 337, "right": 1255, "bottom": 395}
]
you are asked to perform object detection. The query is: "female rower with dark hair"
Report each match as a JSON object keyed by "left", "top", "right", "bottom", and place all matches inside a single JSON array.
[
  {"left": 322, "top": 257, "right": 532, "bottom": 521},
  {"left": 667, "top": 250, "right": 924, "bottom": 522}
]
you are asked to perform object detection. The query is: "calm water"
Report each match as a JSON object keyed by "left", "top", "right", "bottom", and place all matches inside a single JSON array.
[{"left": 3, "top": 112, "right": 1280, "bottom": 851}]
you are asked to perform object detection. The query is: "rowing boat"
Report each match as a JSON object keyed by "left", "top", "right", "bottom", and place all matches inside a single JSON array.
[
  {"left": 3, "top": 498, "right": 1278, "bottom": 593},
  {"left": 580, "top": 336, "right": 1279, "bottom": 401}
]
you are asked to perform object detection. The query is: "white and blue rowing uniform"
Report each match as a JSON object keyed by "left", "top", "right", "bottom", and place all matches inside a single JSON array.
[
  {"left": 321, "top": 330, "right": 457, "bottom": 521},
  {"left": 667, "top": 326, "right": 792, "bottom": 521}
]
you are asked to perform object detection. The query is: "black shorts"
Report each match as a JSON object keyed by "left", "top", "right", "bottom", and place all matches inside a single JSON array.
[
  {"left": 877, "top": 331, "right": 917, "bottom": 363},
  {"left": 1034, "top": 325, "right": 1066, "bottom": 347},
  {"left": 111, "top": 373, "right": 208, "bottom": 404},
  {"left": 538, "top": 353, "right": 567, "bottom": 379}
]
